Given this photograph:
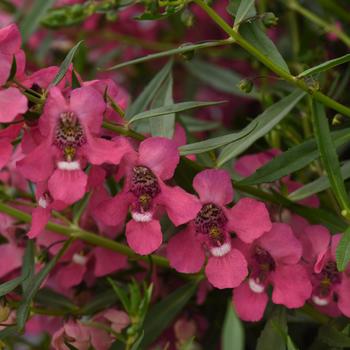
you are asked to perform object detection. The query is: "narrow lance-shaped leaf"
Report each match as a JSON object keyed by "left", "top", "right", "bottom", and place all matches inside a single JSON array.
[
  {"left": 238, "top": 128, "right": 350, "bottom": 186},
  {"left": 21, "top": 239, "right": 35, "bottom": 293},
  {"left": 298, "top": 53, "right": 350, "bottom": 78},
  {"left": 289, "top": 161, "right": 350, "bottom": 202},
  {"left": 218, "top": 89, "right": 305, "bottom": 166},
  {"left": 0, "top": 275, "right": 29, "bottom": 298},
  {"left": 312, "top": 101, "right": 350, "bottom": 215},
  {"left": 51, "top": 40, "right": 84, "bottom": 87},
  {"left": 336, "top": 226, "right": 350, "bottom": 271},
  {"left": 125, "top": 60, "right": 172, "bottom": 120},
  {"left": 150, "top": 73, "right": 175, "bottom": 138},
  {"left": 19, "top": 0, "right": 56, "bottom": 43},
  {"left": 235, "top": 0, "right": 256, "bottom": 25},
  {"left": 129, "top": 101, "right": 225, "bottom": 124},
  {"left": 222, "top": 302, "right": 244, "bottom": 350},
  {"left": 185, "top": 59, "right": 258, "bottom": 98}
]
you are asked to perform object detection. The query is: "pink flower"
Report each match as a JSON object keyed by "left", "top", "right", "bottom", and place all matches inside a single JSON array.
[
  {"left": 17, "top": 86, "right": 129, "bottom": 204},
  {"left": 167, "top": 169, "right": 272, "bottom": 289},
  {"left": 232, "top": 223, "right": 312, "bottom": 321},
  {"left": 300, "top": 226, "right": 350, "bottom": 317},
  {"left": 95, "top": 137, "right": 201, "bottom": 255}
]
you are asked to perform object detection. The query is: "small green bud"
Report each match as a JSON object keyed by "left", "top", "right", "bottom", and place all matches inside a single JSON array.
[
  {"left": 237, "top": 79, "right": 253, "bottom": 93},
  {"left": 262, "top": 12, "right": 279, "bottom": 28},
  {"left": 332, "top": 114, "right": 344, "bottom": 125}
]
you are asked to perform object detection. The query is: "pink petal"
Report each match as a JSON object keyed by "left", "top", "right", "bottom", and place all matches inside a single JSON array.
[
  {"left": 193, "top": 169, "right": 233, "bottom": 206},
  {"left": 0, "top": 24, "right": 21, "bottom": 54},
  {"left": 17, "top": 141, "right": 55, "bottom": 182},
  {"left": 0, "top": 88, "right": 27, "bottom": 122},
  {"left": 70, "top": 86, "right": 105, "bottom": 133},
  {"left": 83, "top": 134, "right": 129, "bottom": 165},
  {"left": 205, "top": 248, "right": 248, "bottom": 289},
  {"left": 330, "top": 234, "right": 342, "bottom": 260},
  {"left": 271, "top": 264, "right": 312, "bottom": 308},
  {"left": 55, "top": 262, "right": 86, "bottom": 289},
  {"left": 28, "top": 207, "right": 51, "bottom": 239},
  {"left": 93, "top": 247, "right": 128, "bottom": 277},
  {"left": 337, "top": 276, "right": 350, "bottom": 317},
  {"left": 138, "top": 137, "right": 179, "bottom": 180},
  {"left": 157, "top": 181, "right": 201, "bottom": 226},
  {"left": 167, "top": 227, "right": 205, "bottom": 273},
  {"left": 48, "top": 168, "right": 87, "bottom": 205},
  {"left": 0, "top": 244, "right": 23, "bottom": 278},
  {"left": 126, "top": 219, "right": 162, "bottom": 255},
  {"left": 232, "top": 282, "right": 268, "bottom": 321},
  {"left": 0, "top": 138, "right": 12, "bottom": 169},
  {"left": 103, "top": 309, "right": 130, "bottom": 333},
  {"left": 0, "top": 53, "right": 12, "bottom": 85},
  {"left": 93, "top": 192, "right": 132, "bottom": 227},
  {"left": 258, "top": 223, "right": 302, "bottom": 265},
  {"left": 228, "top": 198, "right": 272, "bottom": 243}
]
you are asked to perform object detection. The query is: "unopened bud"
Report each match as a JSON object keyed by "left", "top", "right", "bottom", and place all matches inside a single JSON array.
[
  {"left": 332, "top": 114, "right": 344, "bottom": 125},
  {"left": 237, "top": 79, "right": 253, "bottom": 93},
  {"left": 262, "top": 12, "right": 278, "bottom": 28}
]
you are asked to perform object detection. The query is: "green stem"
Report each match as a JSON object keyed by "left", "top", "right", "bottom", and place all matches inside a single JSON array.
[
  {"left": 0, "top": 201, "right": 169, "bottom": 269},
  {"left": 103, "top": 121, "right": 145, "bottom": 141},
  {"left": 193, "top": 0, "right": 350, "bottom": 118},
  {"left": 287, "top": 0, "right": 350, "bottom": 47}
]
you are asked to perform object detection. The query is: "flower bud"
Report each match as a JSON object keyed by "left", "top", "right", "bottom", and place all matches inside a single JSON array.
[
  {"left": 237, "top": 79, "right": 253, "bottom": 93},
  {"left": 262, "top": 12, "right": 278, "bottom": 28},
  {"left": 332, "top": 114, "right": 344, "bottom": 125}
]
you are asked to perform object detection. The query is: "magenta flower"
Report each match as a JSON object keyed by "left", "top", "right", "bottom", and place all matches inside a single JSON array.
[
  {"left": 95, "top": 137, "right": 201, "bottom": 255},
  {"left": 17, "top": 86, "right": 128, "bottom": 204},
  {"left": 300, "top": 226, "right": 350, "bottom": 317},
  {"left": 167, "top": 169, "right": 272, "bottom": 289},
  {"left": 232, "top": 223, "right": 312, "bottom": 321}
]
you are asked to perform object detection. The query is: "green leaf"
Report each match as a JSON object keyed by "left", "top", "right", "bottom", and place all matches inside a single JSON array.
[
  {"left": 289, "top": 160, "right": 350, "bottom": 201},
  {"left": 235, "top": 0, "right": 256, "bottom": 25},
  {"left": 318, "top": 325, "right": 350, "bottom": 347},
  {"left": 150, "top": 73, "right": 175, "bottom": 138},
  {"left": 180, "top": 115, "right": 220, "bottom": 132},
  {"left": 125, "top": 60, "right": 172, "bottom": 120},
  {"left": 35, "top": 288, "right": 77, "bottom": 311},
  {"left": 222, "top": 302, "right": 244, "bottom": 350},
  {"left": 185, "top": 59, "right": 258, "bottom": 98},
  {"left": 240, "top": 20, "right": 290, "bottom": 73},
  {"left": 0, "top": 274, "right": 29, "bottom": 298},
  {"left": 131, "top": 331, "right": 144, "bottom": 350},
  {"left": 104, "top": 40, "right": 231, "bottom": 70},
  {"left": 179, "top": 122, "right": 256, "bottom": 156},
  {"left": 21, "top": 239, "right": 35, "bottom": 293},
  {"left": 79, "top": 289, "right": 118, "bottom": 315},
  {"left": 336, "top": 226, "right": 350, "bottom": 271},
  {"left": 238, "top": 128, "right": 350, "bottom": 186},
  {"left": 256, "top": 308, "right": 287, "bottom": 350},
  {"left": 312, "top": 101, "right": 350, "bottom": 214},
  {"left": 0, "top": 325, "right": 17, "bottom": 340},
  {"left": 218, "top": 90, "right": 305, "bottom": 166},
  {"left": 141, "top": 282, "right": 197, "bottom": 348},
  {"left": 129, "top": 101, "right": 225, "bottom": 124},
  {"left": 19, "top": 0, "right": 56, "bottom": 43},
  {"left": 51, "top": 41, "right": 84, "bottom": 87},
  {"left": 298, "top": 53, "right": 350, "bottom": 78},
  {"left": 16, "top": 239, "right": 72, "bottom": 331}
]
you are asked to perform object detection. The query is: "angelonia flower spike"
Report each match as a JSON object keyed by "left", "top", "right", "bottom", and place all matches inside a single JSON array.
[{"left": 1, "top": 0, "right": 350, "bottom": 348}]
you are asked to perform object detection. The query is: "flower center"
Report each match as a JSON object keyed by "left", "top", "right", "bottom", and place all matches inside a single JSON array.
[
  {"left": 130, "top": 166, "right": 160, "bottom": 222},
  {"left": 312, "top": 261, "right": 341, "bottom": 305},
  {"left": 53, "top": 111, "right": 86, "bottom": 161},
  {"left": 249, "top": 246, "right": 276, "bottom": 293}
]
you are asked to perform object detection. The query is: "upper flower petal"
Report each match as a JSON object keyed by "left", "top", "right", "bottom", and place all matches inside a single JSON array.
[
  {"left": 93, "top": 247, "right": 128, "bottom": 277},
  {"left": 0, "top": 88, "right": 27, "bottom": 123}
]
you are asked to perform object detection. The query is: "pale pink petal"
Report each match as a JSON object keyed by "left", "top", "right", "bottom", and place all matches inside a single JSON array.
[
  {"left": 28, "top": 207, "right": 51, "bottom": 238},
  {"left": 193, "top": 169, "right": 233, "bottom": 205},
  {"left": 228, "top": 198, "right": 272, "bottom": 243},
  {"left": 205, "top": 248, "right": 248, "bottom": 289},
  {"left": 272, "top": 264, "right": 312, "bottom": 308},
  {"left": 0, "top": 88, "right": 27, "bottom": 122},
  {"left": 93, "top": 247, "right": 128, "bottom": 277},
  {"left": 126, "top": 219, "right": 162, "bottom": 255},
  {"left": 17, "top": 141, "right": 55, "bottom": 182},
  {"left": 258, "top": 223, "right": 302, "bottom": 265},
  {"left": 0, "top": 139, "right": 12, "bottom": 169},
  {"left": 138, "top": 137, "right": 179, "bottom": 180},
  {"left": 232, "top": 282, "right": 268, "bottom": 321},
  {"left": 167, "top": 227, "right": 205, "bottom": 273},
  {"left": 70, "top": 86, "right": 105, "bottom": 133},
  {"left": 337, "top": 276, "right": 350, "bottom": 317},
  {"left": 93, "top": 192, "right": 132, "bottom": 227},
  {"left": 48, "top": 169, "right": 87, "bottom": 204},
  {"left": 0, "top": 244, "right": 23, "bottom": 278},
  {"left": 157, "top": 181, "right": 201, "bottom": 226},
  {"left": 103, "top": 310, "right": 130, "bottom": 333},
  {"left": 55, "top": 262, "right": 86, "bottom": 289}
]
